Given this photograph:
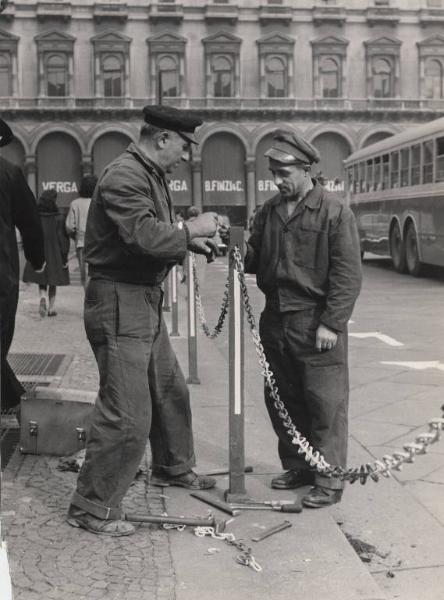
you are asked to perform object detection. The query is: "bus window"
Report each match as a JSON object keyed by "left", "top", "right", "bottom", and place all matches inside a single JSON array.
[
  {"left": 400, "top": 148, "right": 410, "bottom": 187},
  {"left": 411, "top": 144, "right": 421, "bottom": 186},
  {"left": 366, "top": 159, "right": 373, "bottom": 192},
  {"left": 423, "top": 140, "right": 433, "bottom": 184},
  {"left": 359, "top": 162, "right": 366, "bottom": 192},
  {"left": 374, "top": 156, "right": 382, "bottom": 191},
  {"left": 436, "top": 137, "right": 444, "bottom": 182},
  {"left": 353, "top": 164, "right": 359, "bottom": 193},
  {"left": 390, "top": 151, "right": 399, "bottom": 188},
  {"left": 382, "top": 154, "right": 389, "bottom": 190}
]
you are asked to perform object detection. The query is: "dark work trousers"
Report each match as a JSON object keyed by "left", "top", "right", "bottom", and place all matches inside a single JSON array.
[
  {"left": 71, "top": 279, "right": 195, "bottom": 520},
  {"left": 1, "top": 284, "right": 25, "bottom": 411},
  {"left": 260, "top": 306, "right": 348, "bottom": 491}
]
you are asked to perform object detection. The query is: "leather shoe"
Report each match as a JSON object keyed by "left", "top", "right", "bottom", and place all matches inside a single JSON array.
[
  {"left": 152, "top": 469, "right": 216, "bottom": 490},
  {"left": 302, "top": 486, "right": 343, "bottom": 508},
  {"left": 67, "top": 508, "right": 135, "bottom": 536},
  {"left": 271, "top": 470, "right": 314, "bottom": 490}
]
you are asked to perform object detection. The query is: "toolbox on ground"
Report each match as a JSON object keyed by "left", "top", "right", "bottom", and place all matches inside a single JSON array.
[{"left": 20, "top": 387, "right": 97, "bottom": 456}]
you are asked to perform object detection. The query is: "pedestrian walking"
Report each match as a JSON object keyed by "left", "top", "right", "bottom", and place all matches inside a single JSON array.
[
  {"left": 65, "top": 174, "right": 97, "bottom": 288},
  {"left": 68, "top": 105, "right": 219, "bottom": 536},
  {"left": 245, "top": 129, "right": 362, "bottom": 508},
  {"left": 0, "top": 117, "right": 45, "bottom": 413},
  {"left": 22, "top": 189, "right": 70, "bottom": 318}
]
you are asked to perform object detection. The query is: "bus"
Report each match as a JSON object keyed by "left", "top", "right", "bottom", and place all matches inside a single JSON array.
[{"left": 344, "top": 117, "right": 444, "bottom": 276}]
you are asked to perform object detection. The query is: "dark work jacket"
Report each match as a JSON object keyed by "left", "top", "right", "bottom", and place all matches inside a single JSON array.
[
  {"left": 85, "top": 143, "right": 188, "bottom": 284},
  {"left": 245, "top": 180, "right": 362, "bottom": 333},
  {"left": 0, "top": 157, "right": 45, "bottom": 307}
]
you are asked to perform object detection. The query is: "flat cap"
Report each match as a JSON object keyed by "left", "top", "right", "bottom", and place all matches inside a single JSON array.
[
  {"left": 142, "top": 105, "right": 203, "bottom": 145},
  {"left": 265, "top": 129, "right": 320, "bottom": 166},
  {"left": 0, "top": 117, "right": 13, "bottom": 147}
]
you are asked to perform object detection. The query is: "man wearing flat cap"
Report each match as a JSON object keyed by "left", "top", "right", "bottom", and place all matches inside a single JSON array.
[
  {"left": 0, "top": 117, "right": 45, "bottom": 413},
  {"left": 245, "top": 129, "right": 362, "bottom": 508},
  {"left": 68, "top": 106, "right": 219, "bottom": 536}
]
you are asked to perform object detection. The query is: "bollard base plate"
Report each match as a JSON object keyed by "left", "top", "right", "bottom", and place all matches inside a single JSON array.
[{"left": 224, "top": 490, "right": 250, "bottom": 503}]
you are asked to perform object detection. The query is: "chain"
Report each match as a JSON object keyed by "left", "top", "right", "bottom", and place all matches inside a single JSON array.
[
  {"left": 192, "top": 253, "right": 230, "bottom": 339},
  {"left": 231, "top": 246, "right": 444, "bottom": 484},
  {"left": 194, "top": 526, "right": 262, "bottom": 572}
]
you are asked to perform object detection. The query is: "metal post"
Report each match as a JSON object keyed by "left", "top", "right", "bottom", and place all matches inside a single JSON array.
[
  {"left": 163, "top": 272, "right": 171, "bottom": 312},
  {"left": 224, "top": 227, "right": 248, "bottom": 502},
  {"left": 186, "top": 253, "right": 200, "bottom": 384},
  {"left": 170, "top": 265, "right": 180, "bottom": 337}
]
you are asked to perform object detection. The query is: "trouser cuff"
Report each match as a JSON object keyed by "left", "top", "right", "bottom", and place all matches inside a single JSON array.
[
  {"left": 70, "top": 490, "right": 122, "bottom": 520},
  {"left": 314, "top": 473, "right": 345, "bottom": 491},
  {"left": 152, "top": 455, "right": 195, "bottom": 476}
]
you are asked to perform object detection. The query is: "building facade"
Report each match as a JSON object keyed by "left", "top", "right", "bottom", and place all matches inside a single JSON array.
[{"left": 1, "top": 0, "right": 444, "bottom": 224}]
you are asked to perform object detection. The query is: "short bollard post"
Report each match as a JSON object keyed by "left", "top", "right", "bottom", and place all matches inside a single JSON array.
[
  {"left": 163, "top": 270, "right": 171, "bottom": 312},
  {"left": 186, "top": 253, "right": 200, "bottom": 384},
  {"left": 170, "top": 265, "right": 180, "bottom": 337},
  {"left": 224, "top": 227, "right": 248, "bottom": 502}
]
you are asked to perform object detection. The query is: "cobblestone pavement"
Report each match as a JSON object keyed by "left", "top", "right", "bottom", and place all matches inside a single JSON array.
[{"left": 3, "top": 452, "right": 176, "bottom": 600}]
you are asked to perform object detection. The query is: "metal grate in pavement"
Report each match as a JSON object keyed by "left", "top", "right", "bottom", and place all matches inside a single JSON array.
[{"left": 8, "top": 353, "right": 68, "bottom": 377}]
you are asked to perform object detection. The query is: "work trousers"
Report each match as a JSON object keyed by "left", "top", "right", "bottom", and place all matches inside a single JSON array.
[
  {"left": 71, "top": 279, "right": 195, "bottom": 519},
  {"left": 0, "top": 284, "right": 25, "bottom": 411},
  {"left": 260, "top": 306, "right": 348, "bottom": 491}
]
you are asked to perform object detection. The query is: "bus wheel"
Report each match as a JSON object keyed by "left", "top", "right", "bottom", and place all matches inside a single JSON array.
[
  {"left": 389, "top": 223, "right": 406, "bottom": 273},
  {"left": 405, "top": 224, "right": 423, "bottom": 277}
]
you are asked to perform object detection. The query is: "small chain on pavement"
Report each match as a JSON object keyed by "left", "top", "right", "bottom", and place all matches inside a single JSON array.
[
  {"left": 192, "top": 253, "right": 230, "bottom": 339},
  {"left": 194, "top": 526, "right": 262, "bottom": 572},
  {"left": 230, "top": 245, "right": 444, "bottom": 485}
]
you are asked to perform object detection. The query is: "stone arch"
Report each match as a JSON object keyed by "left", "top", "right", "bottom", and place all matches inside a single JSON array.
[
  {"left": 359, "top": 126, "right": 400, "bottom": 149},
  {"left": 309, "top": 129, "right": 353, "bottom": 194},
  {"left": 30, "top": 123, "right": 85, "bottom": 155},
  {"left": 86, "top": 123, "right": 138, "bottom": 155},
  {"left": 196, "top": 122, "right": 250, "bottom": 159}
]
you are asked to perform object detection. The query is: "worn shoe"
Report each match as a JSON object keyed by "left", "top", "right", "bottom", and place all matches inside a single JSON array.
[
  {"left": 47, "top": 310, "right": 58, "bottom": 317},
  {"left": 67, "top": 508, "right": 135, "bottom": 537},
  {"left": 39, "top": 297, "right": 47, "bottom": 318},
  {"left": 271, "top": 470, "right": 314, "bottom": 490},
  {"left": 302, "top": 486, "right": 343, "bottom": 508},
  {"left": 152, "top": 469, "right": 216, "bottom": 490}
]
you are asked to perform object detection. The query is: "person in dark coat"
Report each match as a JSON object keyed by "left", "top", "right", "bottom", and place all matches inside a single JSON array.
[
  {"left": 0, "top": 117, "right": 45, "bottom": 412},
  {"left": 245, "top": 130, "right": 362, "bottom": 508},
  {"left": 22, "top": 189, "right": 70, "bottom": 317}
]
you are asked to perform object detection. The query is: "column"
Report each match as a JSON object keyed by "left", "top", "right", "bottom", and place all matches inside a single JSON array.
[
  {"left": 82, "top": 154, "right": 93, "bottom": 177},
  {"left": 245, "top": 158, "right": 256, "bottom": 220},
  {"left": 25, "top": 156, "right": 37, "bottom": 196},
  {"left": 191, "top": 159, "right": 203, "bottom": 213},
  {"left": 95, "top": 54, "right": 101, "bottom": 98},
  {"left": 11, "top": 49, "right": 18, "bottom": 99}
]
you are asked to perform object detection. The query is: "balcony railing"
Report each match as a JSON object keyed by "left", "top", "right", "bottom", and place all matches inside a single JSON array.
[
  {"left": 36, "top": 2, "right": 72, "bottom": 21},
  {"left": 1, "top": 96, "right": 444, "bottom": 112}
]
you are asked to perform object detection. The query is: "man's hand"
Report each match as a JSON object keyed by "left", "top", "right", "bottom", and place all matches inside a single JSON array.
[
  {"left": 188, "top": 237, "right": 219, "bottom": 263},
  {"left": 315, "top": 324, "right": 338, "bottom": 352},
  {"left": 186, "top": 212, "right": 218, "bottom": 239}
]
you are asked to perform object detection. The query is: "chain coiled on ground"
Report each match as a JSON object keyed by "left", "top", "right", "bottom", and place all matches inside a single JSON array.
[
  {"left": 194, "top": 526, "right": 262, "bottom": 572},
  {"left": 192, "top": 254, "right": 230, "bottom": 339}
]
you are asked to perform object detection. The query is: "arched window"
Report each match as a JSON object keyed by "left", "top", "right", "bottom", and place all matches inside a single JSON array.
[
  {"left": 158, "top": 55, "right": 179, "bottom": 97},
  {"left": 46, "top": 54, "right": 67, "bottom": 97},
  {"left": 212, "top": 55, "right": 233, "bottom": 97},
  {"left": 265, "top": 56, "right": 286, "bottom": 98},
  {"left": 372, "top": 58, "right": 393, "bottom": 98},
  {"left": 103, "top": 55, "right": 123, "bottom": 97},
  {"left": 0, "top": 53, "right": 11, "bottom": 97},
  {"left": 320, "top": 57, "right": 339, "bottom": 98},
  {"left": 424, "top": 58, "right": 444, "bottom": 99}
]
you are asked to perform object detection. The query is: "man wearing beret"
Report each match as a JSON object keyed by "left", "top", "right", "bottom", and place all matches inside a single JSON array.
[
  {"left": 245, "top": 129, "right": 362, "bottom": 508},
  {"left": 68, "top": 106, "right": 219, "bottom": 536},
  {"left": 0, "top": 117, "right": 45, "bottom": 414}
]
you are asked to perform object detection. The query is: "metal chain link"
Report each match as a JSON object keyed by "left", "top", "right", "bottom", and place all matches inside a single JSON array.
[
  {"left": 231, "top": 246, "right": 444, "bottom": 484},
  {"left": 192, "top": 253, "right": 230, "bottom": 339},
  {"left": 194, "top": 526, "right": 262, "bottom": 572}
]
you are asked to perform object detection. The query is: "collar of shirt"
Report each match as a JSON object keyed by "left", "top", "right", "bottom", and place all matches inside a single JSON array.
[
  {"left": 271, "top": 178, "right": 323, "bottom": 213},
  {"left": 127, "top": 143, "right": 165, "bottom": 179}
]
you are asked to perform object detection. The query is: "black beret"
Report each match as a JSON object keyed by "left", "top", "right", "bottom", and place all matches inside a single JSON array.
[
  {"left": 265, "top": 129, "right": 320, "bottom": 166},
  {"left": 0, "top": 117, "right": 13, "bottom": 148},
  {"left": 142, "top": 105, "right": 203, "bottom": 145}
]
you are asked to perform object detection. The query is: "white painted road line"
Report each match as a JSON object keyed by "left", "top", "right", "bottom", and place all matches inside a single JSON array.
[
  {"left": 349, "top": 332, "right": 404, "bottom": 347},
  {"left": 381, "top": 361, "right": 444, "bottom": 372}
]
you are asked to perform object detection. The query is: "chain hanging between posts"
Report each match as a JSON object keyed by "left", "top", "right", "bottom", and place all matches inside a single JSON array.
[
  {"left": 192, "top": 253, "right": 230, "bottom": 339},
  {"left": 194, "top": 526, "right": 262, "bottom": 572},
  {"left": 231, "top": 246, "right": 444, "bottom": 485}
]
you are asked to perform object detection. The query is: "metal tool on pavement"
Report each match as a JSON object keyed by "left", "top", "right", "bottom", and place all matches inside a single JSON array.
[
  {"left": 251, "top": 520, "right": 293, "bottom": 542},
  {"left": 190, "top": 492, "right": 241, "bottom": 516},
  {"left": 230, "top": 501, "right": 303, "bottom": 513},
  {"left": 126, "top": 512, "right": 226, "bottom": 532},
  {"left": 204, "top": 466, "right": 253, "bottom": 476}
]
